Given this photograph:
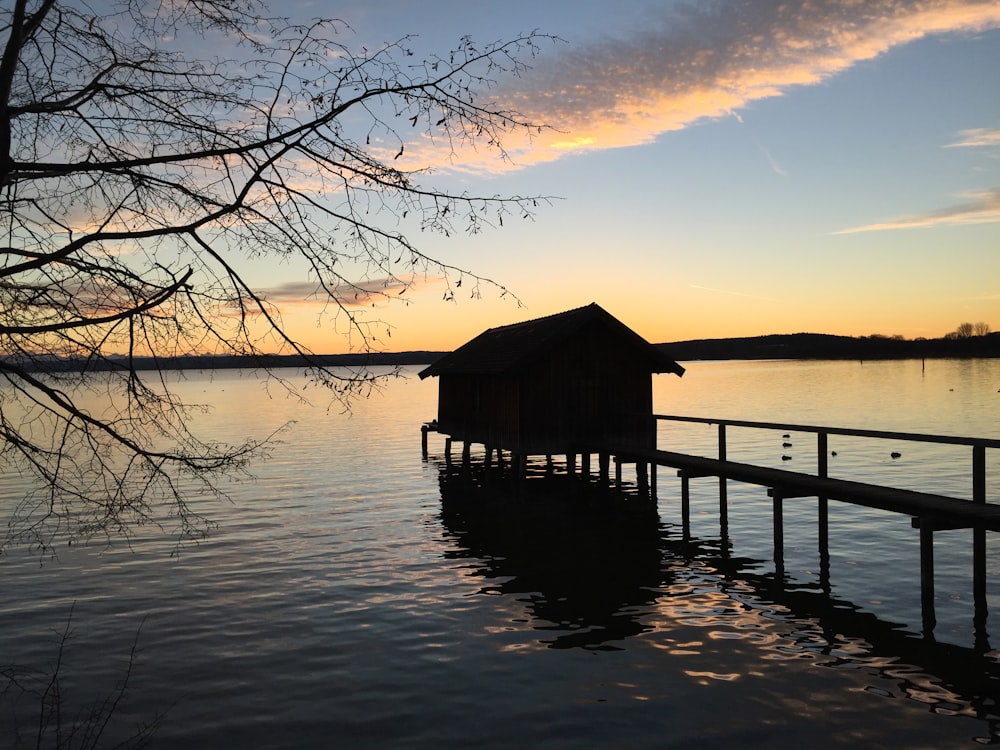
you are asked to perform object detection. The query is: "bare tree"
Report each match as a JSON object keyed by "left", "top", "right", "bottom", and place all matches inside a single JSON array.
[
  {"left": 0, "top": 0, "right": 551, "bottom": 553},
  {"left": 973, "top": 322, "right": 991, "bottom": 337},
  {"left": 1, "top": 605, "right": 161, "bottom": 749}
]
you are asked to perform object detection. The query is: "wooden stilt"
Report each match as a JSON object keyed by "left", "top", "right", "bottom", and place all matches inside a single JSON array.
[
  {"left": 421, "top": 424, "right": 429, "bottom": 459},
  {"left": 512, "top": 453, "right": 525, "bottom": 482},
  {"left": 818, "top": 496, "right": 830, "bottom": 593},
  {"left": 444, "top": 437, "right": 453, "bottom": 466},
  {"left": 637, "top": 461, "right": 649, "bottom": 496},
  {"left": 718, "top": 424, "right": 729, "bottom": 533},
  {"left": 817, "top": 432, "right": 830, "bottom": 580},
  {"left": 920, "top": 523, "right": 936, "bottom": 634},
  {"left": 599, "top": 453, "right": 610, "bottom": 484},
  {"left": 773, "top": 492, "right": 784, "bottom": 576},
  {"left": 973, "top": 444, "right": 988, "bottom": 647},
  {"left": 974, "top": 526, "right": 988, "bottom": 650},
  {"left": 680, "top": 472, "right": 691, "bottom": 539}
]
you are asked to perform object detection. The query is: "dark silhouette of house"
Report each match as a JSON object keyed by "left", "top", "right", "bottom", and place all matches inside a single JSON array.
[{"left": 419, "top": 303, "right": 684, "bottom": 470}]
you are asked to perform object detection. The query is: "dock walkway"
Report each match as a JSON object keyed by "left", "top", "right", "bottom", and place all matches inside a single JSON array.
[
  {"left": 423, "top": 415, "right": 999, "bottom": 637},
  {"left": 621, "top": 447, "right": 1000, "bottom": 531}
]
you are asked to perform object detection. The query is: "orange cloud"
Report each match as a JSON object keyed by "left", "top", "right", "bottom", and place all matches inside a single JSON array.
[{"left": 405, "top": 1, "right": 1000, "bottom": 173}]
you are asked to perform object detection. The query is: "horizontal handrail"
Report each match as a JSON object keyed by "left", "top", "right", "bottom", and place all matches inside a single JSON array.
[{"left": 654, "top": 414, "right": 1000, "bottom": 450}]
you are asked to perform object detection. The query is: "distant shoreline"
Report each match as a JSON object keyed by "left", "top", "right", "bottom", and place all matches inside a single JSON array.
[
  {"left": 656, "top": 332, "right": 1000, "bottom": 362},
  {"left": 5, "top": 333, "right": 998, "bottom": 372}
]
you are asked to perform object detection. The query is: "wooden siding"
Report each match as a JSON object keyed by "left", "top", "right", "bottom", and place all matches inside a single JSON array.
[{"left": 436, "top": 319, "right": 657, "bottom": 455}]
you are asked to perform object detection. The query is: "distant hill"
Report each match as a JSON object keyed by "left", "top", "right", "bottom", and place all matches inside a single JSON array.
[
  {"left": 9, "top": 350, "right": 443, "bottom": 373},
  {"left": 6, "top": 333, "right": 999, "bottom": 373},
  {"left": 656, "top": 332, "right": 1000, "bottom": 361}
]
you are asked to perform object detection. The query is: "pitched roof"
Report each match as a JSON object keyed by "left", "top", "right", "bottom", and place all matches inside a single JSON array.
[{"left": 418, "top": 303, "right": 684, "bottom": 379}]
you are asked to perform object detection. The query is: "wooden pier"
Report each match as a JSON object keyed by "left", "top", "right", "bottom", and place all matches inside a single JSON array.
[{"left": 423, "top": 415, "right": 1000, "bottom": 640}]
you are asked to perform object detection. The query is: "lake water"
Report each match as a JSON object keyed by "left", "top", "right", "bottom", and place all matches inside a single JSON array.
[{"left": 2, "top": 358, "right": 1000, "bottom": 748}]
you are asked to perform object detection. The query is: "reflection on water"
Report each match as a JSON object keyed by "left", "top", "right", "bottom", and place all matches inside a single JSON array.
[
  {"left": 437, "top": 458, "right": 1000, "bottom": 741},
  {"left": 439, "top": 463, "right": 664, "bottom": 651},
  {"left": 3, "top": 362, "right": 1000, "bottom": 748}
]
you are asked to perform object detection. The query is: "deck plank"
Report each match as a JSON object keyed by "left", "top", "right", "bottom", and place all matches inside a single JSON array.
[{"left": 621, "top": 448, "right": 1000, "bottom": 532}]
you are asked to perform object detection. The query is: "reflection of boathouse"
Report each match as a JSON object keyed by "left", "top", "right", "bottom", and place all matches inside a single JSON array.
[{"left": 419, "top": 303, "right": 684, "bottom": 469}]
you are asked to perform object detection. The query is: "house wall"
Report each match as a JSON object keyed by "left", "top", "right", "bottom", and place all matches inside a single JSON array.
[
  {"left": 436, "top": 374, "right": 519, "bottom": 449},
  {"left": 434, "top": 320, "right": 660, "bottom": 456},
  {"left": 517, "top": 322, "right": 655, "bottom": 454}
]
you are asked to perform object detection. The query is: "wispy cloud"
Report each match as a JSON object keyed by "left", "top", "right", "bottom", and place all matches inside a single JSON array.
[
  {"left": 945, "top": 128, "right": 1000, "bottom": 148},
  {"left": 421, "top": 1, "right": 1000, "bottom": 173},
  {"left": 758, "top": 143, "right": 789, "bottom": 177},
  {"left": 834, "top": 188, "right": 1000, "bottom": 234},
  {"left": 256, "top": 276, "right": 416, "bottom": 307}
]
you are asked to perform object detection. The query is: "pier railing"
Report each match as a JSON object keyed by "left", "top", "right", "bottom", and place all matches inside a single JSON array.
[
  {"left": 653, "top": 414, "right": 1000, "bottom": 503},
  {"left": 650, "top": 414, "right": 1000, "bottom": 638}
]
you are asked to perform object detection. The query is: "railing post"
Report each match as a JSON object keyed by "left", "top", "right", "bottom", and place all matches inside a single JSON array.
[
  {"left": 718, "top": 423, "right": 729, "bottom": 537},
  {"left": 973, "top": 445, "right": 988, "bottom": 647},
  {"left": 974, "top": 444, "right": 987, "bottom": 504},
  {"left": 817, "top": 431, "right": 830, "bottom": 587}
]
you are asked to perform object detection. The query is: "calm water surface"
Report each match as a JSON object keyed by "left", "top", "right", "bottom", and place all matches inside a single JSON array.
[{"left": 2, "top": 359, "right": 1000, "bottom": 748}]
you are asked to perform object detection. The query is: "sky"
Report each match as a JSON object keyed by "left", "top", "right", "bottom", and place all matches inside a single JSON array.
[{"left": 251, "top": 0, "right": 1000, "bottom": 352}]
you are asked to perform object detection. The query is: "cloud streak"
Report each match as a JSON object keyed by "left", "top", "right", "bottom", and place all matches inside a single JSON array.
[
  {"left": 432, "top": 0, "right": 1000, "bottom": 172},
  {"left": 255, "top": 277, "right": 417, "bottom": 307},
  {"left": 945, "top": 128, "right": 1000, "bottom": 148},
  {"left": 834, "top": 188, "right": 1000, "bottom": 234}
]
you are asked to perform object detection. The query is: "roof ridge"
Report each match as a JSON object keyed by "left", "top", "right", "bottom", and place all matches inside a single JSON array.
[{"left": 418, "top": 304, "right": 683, "bottom": 379}]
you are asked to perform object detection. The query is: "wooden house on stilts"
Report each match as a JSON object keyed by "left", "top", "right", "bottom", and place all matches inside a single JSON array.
[{"left": 419, "top": 303, "right": 684, "bottom": 484}]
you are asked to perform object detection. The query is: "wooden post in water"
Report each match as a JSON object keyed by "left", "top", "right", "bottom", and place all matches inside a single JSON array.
[
  {"left": 773, "top": 492, "right": 785, "bottom": 578},
  {"left": 462, "top": 441, "right": 471, "bottom": 469},
  {"left": 421, "top": 424, "right": 429, "bottom": 459},
  {"left": 511, "top": 452, "right": 525, "bottom": 482},
  {"left": 679, "top": 471, "right": 691, "bottom": 539},
  {"left": 718, "top": 424, "right": 729, "bottom": 540},
  {"left": 599, "top": 453, "right": 610, "bottom": 484},
  {"left": 920, "top": 523, "right": 937, "bottom": 634},
  {"left": 973, "top": 444, "right": 988, "bottom": 647},
  {"left": 581, "top": 453, "right": 591, "bottom": 479},
  {"left": 444, "top": 437, "right": 453, "bottom": 466},
  {"left": 567, "top": 453, "right": 577, "bottom": 476},
  {"left": 636, "top": 461, "right": 649, "bottom": 496},
  {"left": 817, "top": 432, "right": 830, "bottom": 592}
]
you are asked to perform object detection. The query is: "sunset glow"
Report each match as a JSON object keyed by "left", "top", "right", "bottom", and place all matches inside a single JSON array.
[{"left": 256, "top": 0, "right": 1000, "bottom": 353}]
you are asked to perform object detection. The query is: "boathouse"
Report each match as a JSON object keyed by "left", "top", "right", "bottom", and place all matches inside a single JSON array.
[{"left": 418, "top": 303, "right": 684, "bottom": 466}]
